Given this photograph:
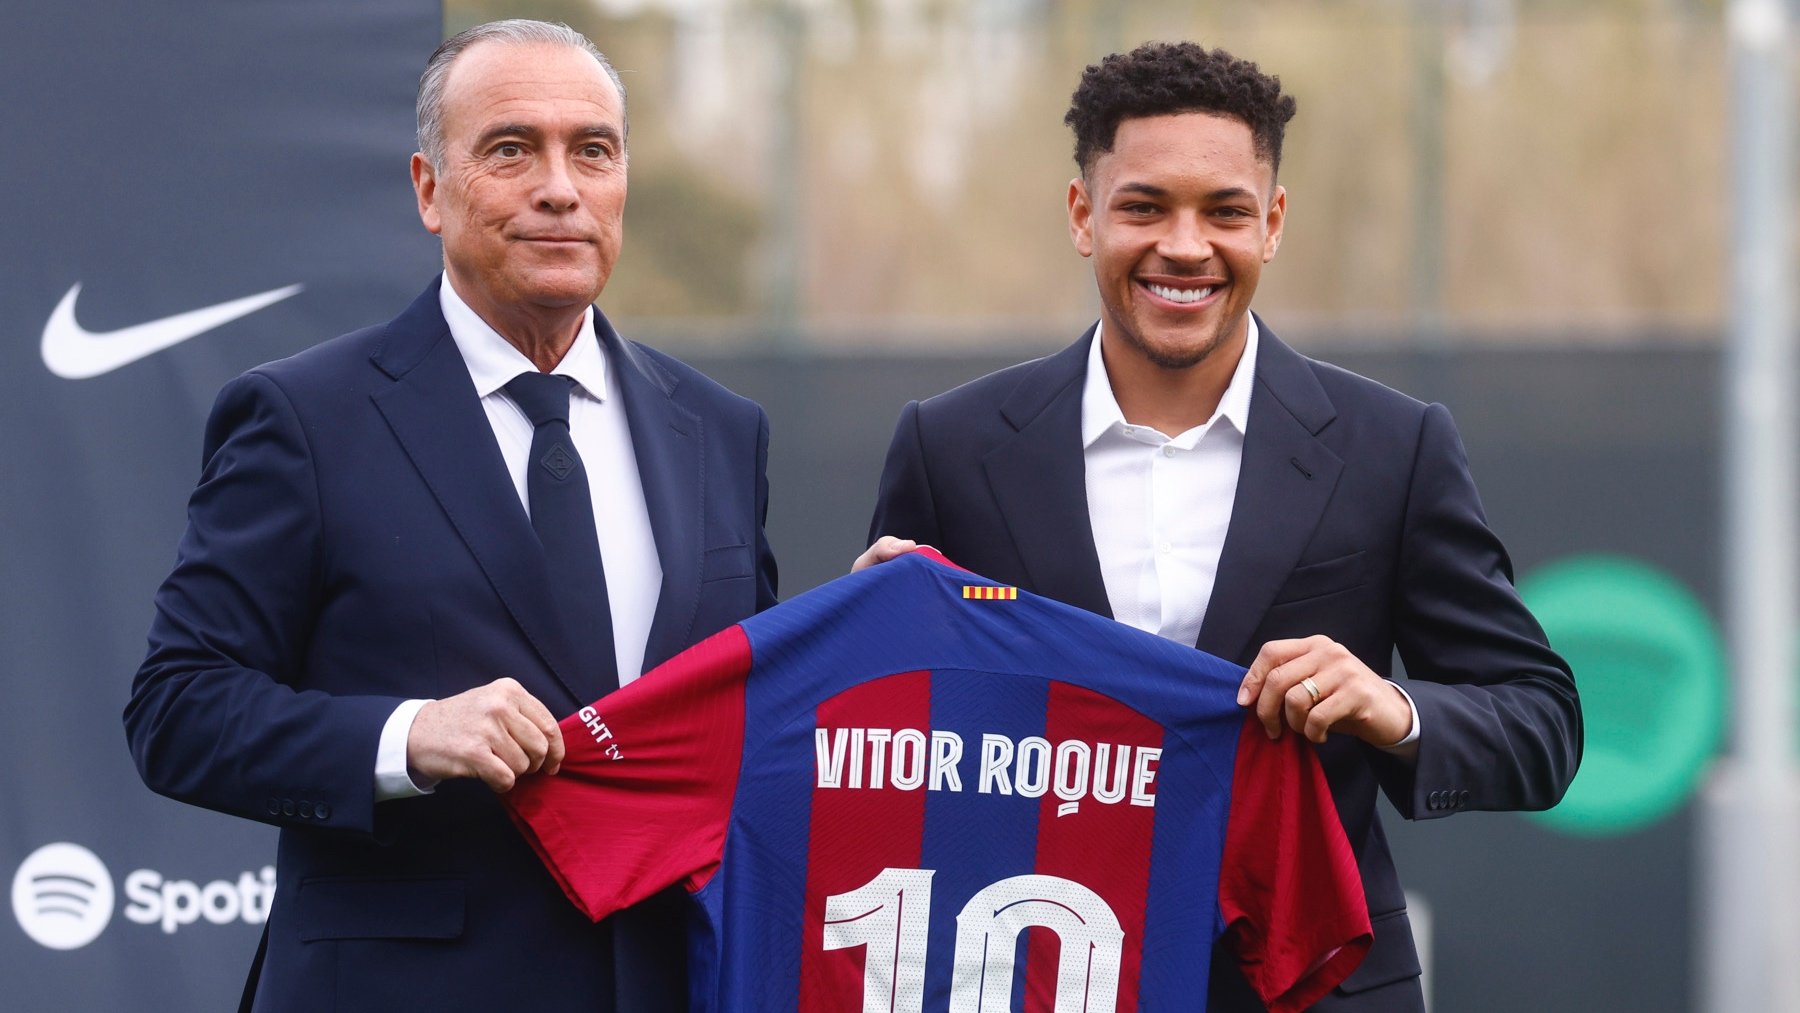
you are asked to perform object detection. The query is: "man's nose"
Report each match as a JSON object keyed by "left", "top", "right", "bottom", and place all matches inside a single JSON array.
[
  {"left": 533, "top": 156, "right": 580, "bottom": 211},
  {"left": 1157, "top": 211, "right": 1212, "bottom": 264}
]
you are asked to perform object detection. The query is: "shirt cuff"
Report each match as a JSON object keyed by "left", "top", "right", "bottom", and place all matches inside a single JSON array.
[
  {"left": 374, "top": 698, "right": 437, "bottom": 801},
  {"left": 1378, "top": 682, "right": 1421, "bottom": 758}
]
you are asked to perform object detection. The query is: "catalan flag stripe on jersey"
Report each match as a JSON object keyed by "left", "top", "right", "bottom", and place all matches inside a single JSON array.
[{"left": 504, "top": 549, "right": 1370, "bottom": 1013}]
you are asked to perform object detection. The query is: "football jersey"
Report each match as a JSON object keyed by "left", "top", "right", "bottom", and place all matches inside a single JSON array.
[{"left": 505, "top": 549, "right": 1370, "bottom": 1012}]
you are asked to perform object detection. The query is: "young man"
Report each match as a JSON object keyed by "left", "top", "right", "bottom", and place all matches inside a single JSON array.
[{"left": 863, "top": 42, "right": 1579, "bottom": 1010}]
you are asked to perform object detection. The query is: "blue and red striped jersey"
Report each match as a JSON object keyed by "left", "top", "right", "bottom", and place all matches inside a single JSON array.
[{"left": 505, "top": 550, "right": 1370, "bottom": 1012}]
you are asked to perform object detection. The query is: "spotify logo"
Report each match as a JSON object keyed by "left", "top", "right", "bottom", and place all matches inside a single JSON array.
[{"left": 11, "top": 843, "right": 114, "bottom": 951}]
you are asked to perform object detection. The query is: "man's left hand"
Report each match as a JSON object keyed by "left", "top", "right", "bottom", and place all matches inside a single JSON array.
[
  {"left": 1237, "top": 636, "right": 1412, "bottom": 747},
  {"left": 852, "top": 536, "right": 920, "bottom": 573}
]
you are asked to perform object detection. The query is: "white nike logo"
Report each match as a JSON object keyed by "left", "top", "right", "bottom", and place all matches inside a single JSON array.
[{"left": 40, "top": 282, "right": 304, "bottom": 379}]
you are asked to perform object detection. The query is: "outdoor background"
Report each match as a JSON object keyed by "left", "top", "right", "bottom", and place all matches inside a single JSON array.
[
  {"left": 0, "top": 1, "right": 1787, "bottom": 1010},
  {"left": 449, "top": 0, "right": 1727, "bottom": 346}
]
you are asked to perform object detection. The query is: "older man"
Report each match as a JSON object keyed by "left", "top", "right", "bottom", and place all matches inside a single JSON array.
[{"left": 125, "top": 20, "right": 774, "bottom": 1013}]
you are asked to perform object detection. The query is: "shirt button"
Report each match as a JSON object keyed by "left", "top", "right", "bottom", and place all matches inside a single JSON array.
[
  {"left": 1159, "top": 541, "right": 1173, "bottom": 554},
  {"left": 1161, "top": 446, "right": 1175, "bottom": 458}
]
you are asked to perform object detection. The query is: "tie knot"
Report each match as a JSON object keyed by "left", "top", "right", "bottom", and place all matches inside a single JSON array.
[{"left": 505, "top": 372, "right": 576, "bottom": 427}]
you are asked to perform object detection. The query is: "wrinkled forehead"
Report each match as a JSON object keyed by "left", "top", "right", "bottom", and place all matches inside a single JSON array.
[{"left": 438, "top": 40, "right": 623, "bottom": 132}]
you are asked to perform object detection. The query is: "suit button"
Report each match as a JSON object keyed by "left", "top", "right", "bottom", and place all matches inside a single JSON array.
[
  {"left": 281, "top": 799, "right": 295, "bottom": 816},
  {"left": 1459, "top": 790, "right": 1471, "bottom": 807},
  {"left": 297, "top": 801, "right": 314, "bottom": 819},
  {"left": 266, "top": 797, "right": 281, "bottom": 816},
  {"left": 314, "top": 802, "right": 331, "bottom": 821},
  {"left": 1427, "top": 791, "right": 1440, "bottom": 809}
]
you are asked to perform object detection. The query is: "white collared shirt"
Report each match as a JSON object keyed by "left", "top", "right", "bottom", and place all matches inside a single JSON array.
[
  {"left": 375, "top": 274, "right": 663, "bottom": 799},
  {"left": 1079, "top": 316, "right": 1418, "bottom": 750},
  {"left": 440, "top": 273, "right": 663, "bottom": 686},
  {"left": 1081, "top": 316, "right": 1258, "bottom": 648}
]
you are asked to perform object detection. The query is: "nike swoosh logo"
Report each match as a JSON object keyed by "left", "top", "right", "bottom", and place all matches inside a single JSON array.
[{"left": 41, "top": 281, "right": 304, "bottom": 379}]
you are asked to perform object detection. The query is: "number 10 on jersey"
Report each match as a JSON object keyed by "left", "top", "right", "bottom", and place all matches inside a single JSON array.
[{"left": 822, "top": 867, "right": 1125, "bottom": 1012}]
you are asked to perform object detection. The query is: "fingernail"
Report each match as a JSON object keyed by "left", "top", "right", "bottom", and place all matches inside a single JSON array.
[{"left": 1236, "top": 688, "right": 1248, "bottom": 706}]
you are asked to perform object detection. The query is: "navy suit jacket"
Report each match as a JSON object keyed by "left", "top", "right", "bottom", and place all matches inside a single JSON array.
[
  {"left": 868, "top": 320, "right": 1580, "bottom": 1011},
  {"left": 125, "top": 279, "right": 776, "bottom": 1012}
]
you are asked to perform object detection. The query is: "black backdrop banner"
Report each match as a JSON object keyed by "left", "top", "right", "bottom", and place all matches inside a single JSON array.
[{"left": 0, "top": 3, "right": 440, "bottom": 1008}]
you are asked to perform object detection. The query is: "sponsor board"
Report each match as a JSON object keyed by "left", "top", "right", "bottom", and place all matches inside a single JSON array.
[
  {"left": 11, "top": 843, "right": 273, "bottom": 951},
  {"left": 11, "top": 844, "right": 113, "bottom": 951}
]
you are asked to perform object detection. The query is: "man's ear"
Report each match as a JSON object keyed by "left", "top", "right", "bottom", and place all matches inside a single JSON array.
[
  {"left": 1263, "top": 184, "right": 1286, "bottom": 263},
  {"left": 1068, "top": 176, "right": 1095, "bottom": 258},
  {"left": 412, "top": 153, "right": 443, "bottom": 236}
]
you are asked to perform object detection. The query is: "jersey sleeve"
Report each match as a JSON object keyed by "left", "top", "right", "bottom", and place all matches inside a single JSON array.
[
  {"left": 1217, "top": 716, "right": 1373, "bottom": 1012},
  {"left": 503, "top": 624, "right": 753, "bottom": 923}
]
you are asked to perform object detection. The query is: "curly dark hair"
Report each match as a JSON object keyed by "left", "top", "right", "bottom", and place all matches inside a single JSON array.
[{"left": 1065, "top": 42, "right": 1297, "bottom": 178}]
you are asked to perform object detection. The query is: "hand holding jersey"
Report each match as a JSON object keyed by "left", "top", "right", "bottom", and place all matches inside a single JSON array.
[
  {"left": 852, "top": 534, "right": 919, "bottom": 572},
  {"left": 859, "top": 542, "right": 1416, "bottom": 750},
  {"left": 407, "top": 677, "right": 567, "bottom": 793},
  {"left": 1240, "top": 636, "right": 1416, "bottom": 750},
  {"left": 506, "top": 551, "right": 1370, "bottom": 1012}
]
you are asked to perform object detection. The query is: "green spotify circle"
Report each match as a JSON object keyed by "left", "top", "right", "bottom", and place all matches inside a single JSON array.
[{"left": 1517, "top": 555, "right": 1725, "bottom": 836}]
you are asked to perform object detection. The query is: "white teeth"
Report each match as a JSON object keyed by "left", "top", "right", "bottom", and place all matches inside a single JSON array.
[{"left": 1147, "top": 283, "right": 1214, "bottom": 304}]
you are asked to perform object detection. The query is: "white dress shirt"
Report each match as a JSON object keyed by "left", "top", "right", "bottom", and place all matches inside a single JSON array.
[
  {"left": 374, "top": 275, "right": 664, "bottom": 799},
  {"left": 1080, "top": 318, "right": 1418, "bottom": 749},
  {"left": 1082, "top": 317, "right": 1258, "bottom": 647}
]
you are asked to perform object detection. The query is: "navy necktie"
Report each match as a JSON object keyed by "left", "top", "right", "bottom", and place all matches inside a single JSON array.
[{"left": 503, "top": 371, "right": 618, "bottom": 700}]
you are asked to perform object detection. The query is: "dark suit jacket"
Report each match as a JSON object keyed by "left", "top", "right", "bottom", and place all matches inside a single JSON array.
[
  {"left": 868, "top": 319, "right": 1580, "bottom": 1011},
  {"left": 125, "top": 279, "right": 776, "bottom": 1013}
]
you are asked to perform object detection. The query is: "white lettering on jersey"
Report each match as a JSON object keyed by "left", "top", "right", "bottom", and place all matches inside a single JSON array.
[
  {"left": 929, "top": 730, "right": 964, "bottom": 792},
  {"left": 865, "top": 728, "right": 893, "bottom": 788},
  {"left": 1093, "top": 743, "right": 1130, "bottom": 805},
  {"left": 815, "top": 728, "right": 967, "bottom": 792},
  {"left": 1131, "top": 747, "right": 1162, "bottom": 808},
  {"left": 815, "top": 728, "right": 1159, "bottom": 811},
  {"left": 822, "top": 869, "right": 1123, "bottom": 1013},
  {"left": 1053, "top": 740, "right": 1091, "bottom": 816},
  {"left": 815, "top": 728, "right": 848, "bottom": 788},
  {"left": 950, "top": 874, "right": 1123, "bottom": 1012},
  {"left": 978, "top": 734, "right": 1013, "bottom": 795},
  {"left": 1014, "top": 736, "right": 1051, "bottom": 798},
  {"left": 576, "top": 706, "right": 624, "bottom": 760},
  {"left": 891, "top": 729, "right": 928, "bottom": 790}
]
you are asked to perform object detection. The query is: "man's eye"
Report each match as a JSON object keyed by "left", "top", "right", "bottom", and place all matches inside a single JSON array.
[
  {"left": 496, "top": 143, "right": 524, "bottom": 158},
  {"left": 580, "top": 144, "right": 608, "bottom": 159}
]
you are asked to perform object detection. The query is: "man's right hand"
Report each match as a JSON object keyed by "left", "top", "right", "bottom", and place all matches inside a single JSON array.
[{"left": 406, "top": 678, "right": 566, "bottom": 793}]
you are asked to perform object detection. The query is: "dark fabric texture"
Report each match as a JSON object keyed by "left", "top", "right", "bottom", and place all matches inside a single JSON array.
[
  {"left": 126, "top": 278, "right": 777, "bottom": 1012},
  {"left": 504, "top": 371, "right": 617, "bottom": 700},
  {"left": 867, "top": 318, "right": 1580, "bottom": 1011}
]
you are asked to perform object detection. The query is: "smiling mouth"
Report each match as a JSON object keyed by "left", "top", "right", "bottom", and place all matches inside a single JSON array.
[{"left": 1142, "top": 281, "right": 1217, "bottom": 305}]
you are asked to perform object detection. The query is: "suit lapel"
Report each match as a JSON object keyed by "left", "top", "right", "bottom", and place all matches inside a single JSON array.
[
  {"left": 368, "top": 281, "right": 591, "bottom": 710},
  {"left": 598, "top": 313, "right": 704, "bottom": 673},
  {"left": 1197, "top": 321, "right": 1344, "bottom": 665},
  {"left": 982, "top": 329, "right": 1112, "bottom": 618}
]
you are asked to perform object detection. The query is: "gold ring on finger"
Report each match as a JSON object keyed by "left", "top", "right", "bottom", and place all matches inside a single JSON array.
[{"left": 1301, "top": 677, "right": 1322, "bottom": 704}]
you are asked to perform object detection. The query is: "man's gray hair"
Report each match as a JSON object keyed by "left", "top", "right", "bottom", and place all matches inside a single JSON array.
[{"left": 416, "top": 19, "right": 627, "bottom": 170}]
